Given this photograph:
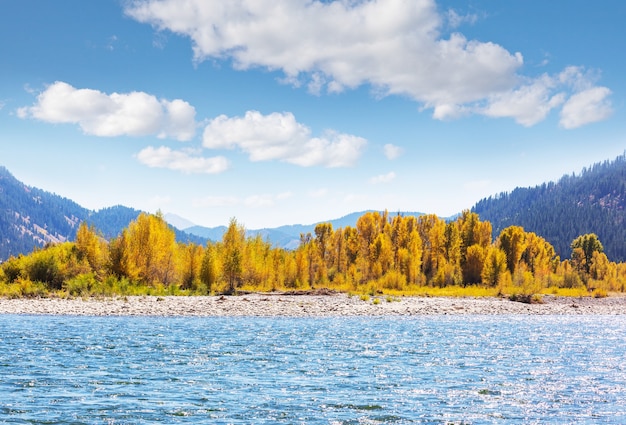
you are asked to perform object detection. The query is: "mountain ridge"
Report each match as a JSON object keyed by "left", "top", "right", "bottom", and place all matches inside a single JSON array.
[
  {"left": 473, "top": 152, "right": 626, "bottom": 261},
  {"left": 2, "top": 152, "right": 626, "bottom": 262},
  {"left": 0, "top": 166, "right": 205, "bottom": 261}
]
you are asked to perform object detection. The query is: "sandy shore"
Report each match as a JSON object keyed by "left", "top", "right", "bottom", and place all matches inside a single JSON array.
[{"left": 1, "top": 293, "right": 626, "bottom": 316}]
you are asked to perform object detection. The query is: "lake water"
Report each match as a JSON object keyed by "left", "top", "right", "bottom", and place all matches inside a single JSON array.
[{"left": 1, "top": 315, "right": 625, "bottom": 424}]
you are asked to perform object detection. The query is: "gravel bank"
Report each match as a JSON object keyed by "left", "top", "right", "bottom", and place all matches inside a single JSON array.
[{"left": 1, "top": 293, "right": 626, "bottom": 316}]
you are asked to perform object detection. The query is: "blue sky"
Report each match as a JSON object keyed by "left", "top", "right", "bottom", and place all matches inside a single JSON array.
[{"left": 1, "top": 0, "right": 625, "bottom": 229}]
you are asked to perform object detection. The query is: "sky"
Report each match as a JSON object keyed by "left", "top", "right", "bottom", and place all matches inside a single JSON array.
[{"left": 1, "top": 0, "right": 625, "bottom": 230}]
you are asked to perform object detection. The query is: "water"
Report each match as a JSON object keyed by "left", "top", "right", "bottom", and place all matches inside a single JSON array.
[{"left": 1, "top": 315, "right": 625, "bottom": 424}]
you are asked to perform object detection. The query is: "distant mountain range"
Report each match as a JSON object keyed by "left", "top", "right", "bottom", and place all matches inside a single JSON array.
[
  {"left": 2, "top": 151, "right": 625, "bottom": 262},
  {"left": 166, "top": 210, "right": 427, "bottom": 251},
  {"left": 0, "top": 165, "right": 424, "bottom": 261}
]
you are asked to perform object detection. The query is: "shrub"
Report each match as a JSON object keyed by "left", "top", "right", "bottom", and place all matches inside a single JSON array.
[
  {"left": 592, "top": 288, "right": 608, "bottom": 298},
  {"left": 377, "top": 271, "right": 407, "bottom": 291},
  {"left": 26, "top": 250, "right": 63, "bottom": 290},
  {"left": 64, "top": 273, "right": 98, "bottom": 297},
  {"left": 2, "top": 256, "right": 24, "bottom": 283},
  {"left": 15, "top": 278, "right": 48, "bottom": 298}
]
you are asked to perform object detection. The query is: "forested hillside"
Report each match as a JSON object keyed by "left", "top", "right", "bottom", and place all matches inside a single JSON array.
[
  {"left": 0, "top": 167, "right": 205, "bottom": 261},
  {"left": 472, "top": 153, "right": 626, "bottom": 261},
  {"left": 0, "top": 167, "right": 87, "bottom": 260}
]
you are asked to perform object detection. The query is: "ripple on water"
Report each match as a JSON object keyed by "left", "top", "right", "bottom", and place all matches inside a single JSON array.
[{"left": 1, "top": 315, "right": 626, "bottom": 424}]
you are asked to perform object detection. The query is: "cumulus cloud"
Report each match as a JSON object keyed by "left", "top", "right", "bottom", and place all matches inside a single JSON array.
[
  {"left": 559, "top": 87, "right": 613, "bottom": 129},
  {"left": 17, "top": 81, "right": 196, "bottom": 141},
  {"left": 369, "top": 171, "right": 396, "bottom": 184},
  {"left": 482, "top": 67, "right": 612, "bottom": 127},
  {"left": 203, "top": 111, "right": 367, "bottom": 167},
  {"left": 481, "top": 75, "right": 566, "bottom": 126},
  {"left": 136, "top": 146, "right": 229, "bottom": 174},
  {"left": 126, "top": 0, "right": 612, "bottom": 128},
  {"left": 445, "top": 9, "right": 479, "bottom": 29},
  {"left": 383, "top": 144, "right": 404, "bottom": 160}
]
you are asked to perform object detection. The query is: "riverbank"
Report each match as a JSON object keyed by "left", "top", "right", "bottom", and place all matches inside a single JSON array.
[{"left": 1, "top": 293, "right": 626, "bottom": 316}]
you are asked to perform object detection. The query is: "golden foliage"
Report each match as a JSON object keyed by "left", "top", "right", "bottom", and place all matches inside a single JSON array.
[{"left": 2, "top": 211, "right": 626, "bottom": 298}]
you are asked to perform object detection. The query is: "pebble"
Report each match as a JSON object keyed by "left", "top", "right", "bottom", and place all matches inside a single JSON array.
[{"left": 1, "top": 293, "right": 626, "bottom": 317}]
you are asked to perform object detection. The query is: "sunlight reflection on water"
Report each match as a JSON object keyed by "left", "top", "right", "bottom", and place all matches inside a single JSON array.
[{"left": 1, "top": 315, "right": 625, "bottom": 424}]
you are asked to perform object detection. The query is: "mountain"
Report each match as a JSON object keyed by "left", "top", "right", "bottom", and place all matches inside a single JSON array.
[
  {"left": 0, "top": 167, "right": 206, "bottom": 261},
  {"left": 472, "top": 153, "right": 626, "bottom": 261},
  {"left": 181, "top": 210, "right": 427, "bottom": 250},
  {"left": 163, "top": 213, "right": 196, "bottom": 231},
  {"left": 0, "top": 166, "right": 87, "bottom": 260},
  {"left": 5, "top": 150, "right": 625, "bottom": 263}
]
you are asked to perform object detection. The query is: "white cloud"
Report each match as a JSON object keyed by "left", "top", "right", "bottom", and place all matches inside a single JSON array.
[
  {"left": 126, "top": 0, "right": 612, "bottom": 128},
  {"left": 482, "top": 75, "right": 566, "bottom": 126},
  {"left": 125, "top": 1, "right": 519, "bottom": 107},
  {"left": 136, "top": 146, "right": 229, "bottom": 174},
  {"left": 370, "top": 171, "right": 396, "bottom": 184},
  {"left": 18, "top": 81, "right": 196, "bottom": 141},
  {"left": 383, "top": 143, "right": 404, "bottom": 160},
  {"left": 203, "top": 111, "right": 367, "bottom": 167},
  {"left": 446, "top": 9, "right": 479, "bottom": 29},
  {"left": 559, "top": 87, "right": 613, "bottom": 129}
]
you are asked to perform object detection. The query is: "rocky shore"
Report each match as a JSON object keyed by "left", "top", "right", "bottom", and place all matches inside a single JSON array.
[{"left": 1, "top": 292, "right": 626, "bottom": 316}]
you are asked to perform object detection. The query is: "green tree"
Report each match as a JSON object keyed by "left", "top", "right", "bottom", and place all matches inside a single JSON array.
[{"left": 571, "top": 233, "right": 604, "bottom": 274}]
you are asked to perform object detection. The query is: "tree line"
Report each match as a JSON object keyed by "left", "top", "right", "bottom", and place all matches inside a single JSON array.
[
  {"left": 1, "top": 210, "right": 625, "bottom": 298},
  {"left": 473, "top": 153, "right": 626, "bottom": 262}
]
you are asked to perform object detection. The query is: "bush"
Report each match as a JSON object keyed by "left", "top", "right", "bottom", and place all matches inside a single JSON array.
[
  {"left": 15, "top": 278, "right": 48, "bottom": 298},
  {"left": 64, "top": 273, "right": 98, "bottom": 297},
  {"left": 377, "top": 271, "right": 407, "bottom": 291},
  {"left": 562, "top": 270, "right": 583, "bottom": 289},
  {"left": 2, "top": 256, "right": 24, "bottom": 283},
  {"left": 592, "top": 288, "right": 608, "bottom": 298},
  {"left": 26, "top": 250, "right": 63, "bottom": 290}
]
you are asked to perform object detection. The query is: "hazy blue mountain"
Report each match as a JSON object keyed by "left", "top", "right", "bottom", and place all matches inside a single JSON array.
[
  {"left": 181, "top": 210, "right": 427, "bottom": 250},
  {"left": 163, "top": 213, "right": 196, "bottom": 231}
]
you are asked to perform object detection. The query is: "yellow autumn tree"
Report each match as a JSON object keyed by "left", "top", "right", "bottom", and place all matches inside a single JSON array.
[
  {"left": 119, "top": 212, "right": 178, "bottom": 285},
  {"left": 75, "top": 222, "right": 108, "bottom": 277},
  {"left": 222, "top": 218, "right": 245, "bottom": 294}
]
